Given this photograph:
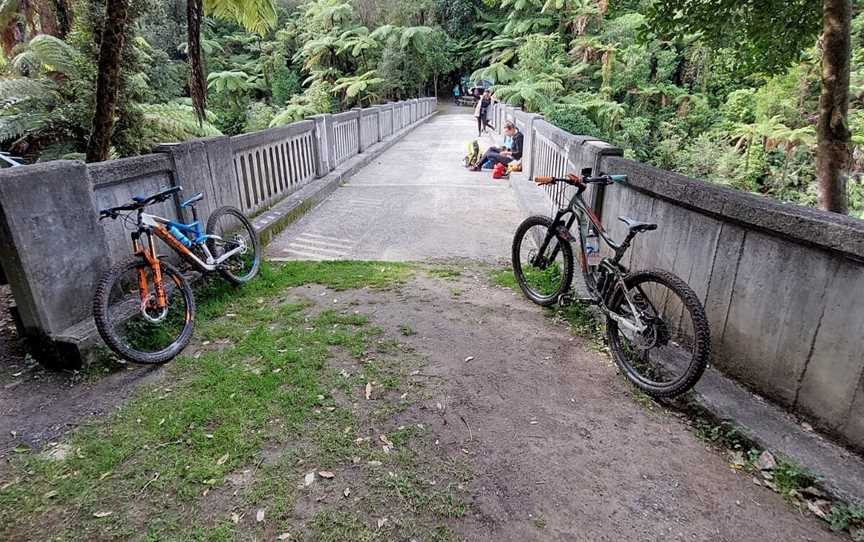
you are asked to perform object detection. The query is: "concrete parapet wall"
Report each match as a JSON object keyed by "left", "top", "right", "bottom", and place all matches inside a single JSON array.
[
  {"left": 493, "top": 99, "right": 864, "bottom": 452},
  {"left": 0, "top": 97, "right": 437, "bottom": 368}
]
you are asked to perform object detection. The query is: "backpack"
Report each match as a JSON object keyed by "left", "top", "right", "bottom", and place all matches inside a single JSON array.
[
  {"left": 492, "top": 162, "right": 508, "bottom": 179},
  {"left": 464, "top": 140, "right": 480, "bottom": 167}
]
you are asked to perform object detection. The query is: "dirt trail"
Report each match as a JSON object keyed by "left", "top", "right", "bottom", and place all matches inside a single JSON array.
[
  {"left": 362, "top": 267, "right": 838, "bottom": 542},
  {"left": 0, "top": 268, "right": 842, "bottom": 541},
  {"left": 0, "top": 286, "right": 164, "bottom": 456}
]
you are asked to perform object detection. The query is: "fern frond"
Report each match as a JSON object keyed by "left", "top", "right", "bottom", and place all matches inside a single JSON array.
[
  {"left": 27, "top": 35, "right": 79, "bottom": 75},
  {"left": 0, "top": 111, "right": 49, "bottom": 142},
  {"left": 138, "top": 103, "right": 222, "bottom": 143},
  {"left": 0, "top": 77, "right": 53, "bottom": 105},
  {"left": 203, "top": 0, "right": 277, "bottom": 35},
  {"left": 269, "top": 104, "right": 318, "bottom": 126},
  {"left": 11, "top": 50, "right": 39, "bottom": 76}
]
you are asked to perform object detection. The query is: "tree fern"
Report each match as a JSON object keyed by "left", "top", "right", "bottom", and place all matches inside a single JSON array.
[
  {"left": 204, "top": 0, "right": 277, "bottom": 35},
  {"left": 26, "top": 35, "right": 78, "bottom": 75},
  {"left": 269, "top": 103, "right": 318, "bottom": 126},
  {"left": 138, "top": 103, "right": 222, "bottom": 145},
  {"left": 0, "top": 78, "right": 53, "bottom": 105},
  {"left": 0, "top": 111, "right": 50, "bottom": 142}
]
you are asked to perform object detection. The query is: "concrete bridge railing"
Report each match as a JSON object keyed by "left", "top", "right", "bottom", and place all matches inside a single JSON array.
[
  {"left": 490, "top": 101, "right": 864, "bottom": 453},
  {"left": 0, "top": 97, "right": 437, "bottom": 367}
]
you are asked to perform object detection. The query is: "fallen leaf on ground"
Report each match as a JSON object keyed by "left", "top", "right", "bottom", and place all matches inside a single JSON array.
[
  {"left": 256, "top": 509, "right": 265, "bottom": 522},
  {"left": 365, "top": 382, "right": 373, "bottom": 400},
  {"left": 230, "top": 512, "right": 240, "bottom": 524},
  {"left": 304, "top": 472, "right": 315, "bottom": 486},
  {"left": 377, "top": 518, "right": 388, "bottom": 529},
  {"left": 216, "top": 452, "right": 230, "bottom": 466},
  {"left": 806, "top": 499, "right": 832, "bottom": 519},
  {"left": 319, "top": 471, "right": 335, "bottom": 479},
  {"left": 464, "top": 356, "right": 474, "bottom": 362},
  {"left": 343, "top": 487, "right": 351, "bottom": 498},
  {"left": 93, "top": 511, "right": 112, "bottom": 518}
]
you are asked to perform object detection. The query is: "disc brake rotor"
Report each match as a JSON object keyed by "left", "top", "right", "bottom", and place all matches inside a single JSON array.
[{"left": 140, "top": 294, "right": 168, "bottom": 324}]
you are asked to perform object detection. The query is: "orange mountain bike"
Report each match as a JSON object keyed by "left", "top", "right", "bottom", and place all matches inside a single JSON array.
[{"left": 94, "top": 186, "right": 260, "bottom": 364}]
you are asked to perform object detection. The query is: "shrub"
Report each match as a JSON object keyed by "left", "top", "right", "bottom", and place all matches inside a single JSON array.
[{"left": 543, "top": 104, "right": 604, "bottom": 138}]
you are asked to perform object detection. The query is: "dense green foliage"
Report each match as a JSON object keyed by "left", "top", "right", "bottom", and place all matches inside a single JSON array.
[
  {"left": 0, "top": 0, "right": 462, "bottom": 159},
  {"left": 471, "top": 0, "right": 864, "bottom": 217},
  {"left": 0, "top": 0, "right": 861, "bottom": 216}
]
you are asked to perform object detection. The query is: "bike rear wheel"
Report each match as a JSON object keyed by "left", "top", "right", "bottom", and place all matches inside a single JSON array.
[
  {"left": 206, "top": 206, "right": 260, "bottom": 285},
  {"left": 606, "top": 269, "right": 710, "bottom": 398},
  {"left": 93, "top": 257, "right": 195, "bottom": 365},
  {"left": 512, "top": 215, "right": 574, "bottom": 306}
]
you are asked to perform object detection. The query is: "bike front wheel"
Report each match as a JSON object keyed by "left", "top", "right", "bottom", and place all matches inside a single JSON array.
[
  {"left": 606, "top": 269, "right": 710, "bottom": 398},
  {"left": 206, "top": 206, "right": 260, "bottom": 285},
  {"left": 511, "top": 215, "right": 574, "bottom": 306},
  {"left": 93, "top": 257, "right": 196, "bottom": 365}
]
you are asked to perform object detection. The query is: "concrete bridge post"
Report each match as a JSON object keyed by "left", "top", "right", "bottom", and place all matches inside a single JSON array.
[
  {"left": 0, "top": 161, "right": 110, "bottom": 367},
  {"left": 155, "top": 136, "right": 241, "bottom": 223},
  {"left": 312, "top": 113, "right": 336, "bottom": 174}
]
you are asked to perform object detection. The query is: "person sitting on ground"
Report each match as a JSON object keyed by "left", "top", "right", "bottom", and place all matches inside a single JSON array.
[
  {"left": 474, "top": 90, "right": 493, "bottom": 136},
  {"left": 471, "top": 121, "right": 523, "bottom": 171}
]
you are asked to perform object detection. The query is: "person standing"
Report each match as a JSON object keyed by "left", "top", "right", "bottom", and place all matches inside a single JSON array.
[{"left": 473, "top": 90, "right": 492, "bottom": 137}]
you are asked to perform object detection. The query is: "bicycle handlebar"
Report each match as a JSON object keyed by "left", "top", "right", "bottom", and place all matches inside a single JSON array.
[
  {"left": 99, "top": 186, "right": 182, "bottom": 220},
  {"left": 534, "top": 174, "right": 627, "bottom": 187}
]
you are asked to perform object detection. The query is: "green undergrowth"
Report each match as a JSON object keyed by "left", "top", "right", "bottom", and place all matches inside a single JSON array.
[{"left": 0, "top": 261, "right": 473, "bottom": 541}]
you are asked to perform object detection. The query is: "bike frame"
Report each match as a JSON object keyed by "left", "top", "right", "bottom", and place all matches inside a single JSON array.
[
  {"left": 132, "top": 211, "right": 245, "bottom": 310},
  {"left": 534, "top": 186, "right": 651, "bottom": 335}
]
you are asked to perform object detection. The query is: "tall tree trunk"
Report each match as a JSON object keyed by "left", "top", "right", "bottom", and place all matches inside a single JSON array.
[
  {"left": 85, "top": 0, "right": 130, "bottom": 163},
  {"left": 36, "top": 0, "right": 58, "bottom": 36},
  {"left": 817, "top": 0, "right": 852, "bottom": 214},
  {"left": 50, "top": 0, "right": 71, "bottom": 37},
  {"left": 187, "top": 0, "right": 206, "bottom": 122}
]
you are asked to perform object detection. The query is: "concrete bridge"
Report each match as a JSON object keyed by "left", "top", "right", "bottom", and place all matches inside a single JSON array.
[
  {"left": 268, "top": 105, "right": 520, "bottom": 262},
  {"left": 2, "top": 98, "right": 864, "bottom": 512}
]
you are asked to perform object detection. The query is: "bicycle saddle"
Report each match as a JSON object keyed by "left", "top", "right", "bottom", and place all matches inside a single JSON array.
[
  {"left": 618, "top": 216, "right": 657, "bottom": 233},
  {"left": 180, "top": 193, "right": 204, "bottom": 209}
]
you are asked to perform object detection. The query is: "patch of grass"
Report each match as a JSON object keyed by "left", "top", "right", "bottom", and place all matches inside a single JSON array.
[
  {"left": 692, "top": 419, "right": 749, "bottom": 451},
  {"left": 308, "top": 510, "right": 374, "bottom": 542},
  {"left": 829, "top": 503, "right": 864, "bottom": 540},
  {"left": 491, "top": 268, "right": 518, "bottom": 290},
  {"left": 372, "top": 471, "right": 467, "bottom": 518},
  {"left": 0, "top": 261, "right": 411, "bottom": 540},
  {"left": 772, "top": 459, "right": 816, "bottom": 498},
  {"left": 427, "top": 267, "right": 463, "bottom": 280}
]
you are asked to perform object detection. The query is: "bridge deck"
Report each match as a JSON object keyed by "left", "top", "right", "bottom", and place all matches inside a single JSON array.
[{"left": 268, "top": 106, "right": 519, "bottom": 262}]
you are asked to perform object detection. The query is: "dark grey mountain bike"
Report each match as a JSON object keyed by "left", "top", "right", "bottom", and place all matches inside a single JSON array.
[{"left": 511, "top": 171, "right": 710, "bottom": 398}]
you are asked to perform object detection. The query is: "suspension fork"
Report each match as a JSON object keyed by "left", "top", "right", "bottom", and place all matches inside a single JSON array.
[
  {"left": 533, "top": 210, "right": 576, "bottom": 267},
  {"left": 132, "top": 231, "right": 168, "bottom": 310}
]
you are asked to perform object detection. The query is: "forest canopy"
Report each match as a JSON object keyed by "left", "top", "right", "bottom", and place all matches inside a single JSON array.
[{"left": 0, "top": 0, "right": 861, "bottom": 217}]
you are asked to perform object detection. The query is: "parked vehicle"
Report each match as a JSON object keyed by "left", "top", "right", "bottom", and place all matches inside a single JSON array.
[
  {"left": 511, "top": 171, "right": 710, "bottom": 398},
  {"left": 94, "top": 186, "right": 260, "bottom": 364}
]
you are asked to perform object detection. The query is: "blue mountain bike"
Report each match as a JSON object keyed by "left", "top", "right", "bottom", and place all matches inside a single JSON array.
[{"left": 94, "top": 186, "right": 260, "bottom": 364}]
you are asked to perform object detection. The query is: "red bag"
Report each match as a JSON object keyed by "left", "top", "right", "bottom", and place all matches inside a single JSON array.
[{"left": 492, "top": 162, "right": 507, "bottom": 179}]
